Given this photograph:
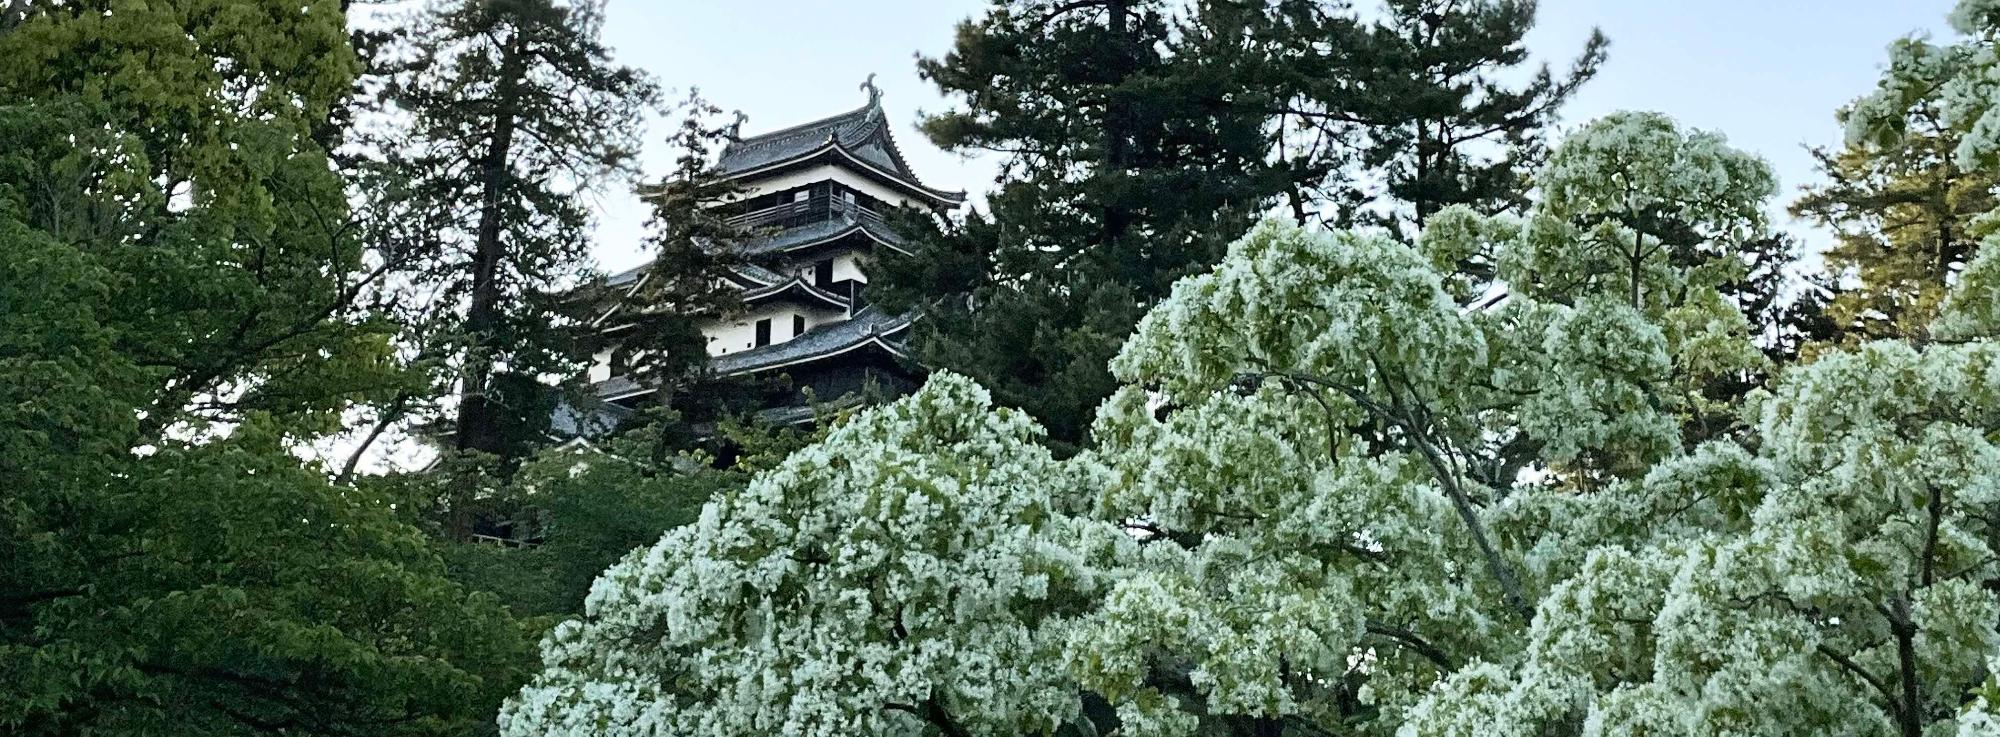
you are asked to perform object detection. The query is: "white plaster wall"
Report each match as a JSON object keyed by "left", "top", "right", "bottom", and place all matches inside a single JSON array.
[
  {"left": 586, "top": 300, "right": 856, "bottom": 382},
  {"left": 833, "top": 252, "right": 867, "bottom": 283},
  {"left": 735, "top": 164, "right": 917, "bottom": 209},
  {"left": 588, "top": 349, "right": 614, "bottom": 382},
  {"left": 703, "top": 302, "right": 847, "bottom": 356},
  {"left": 790, "top": 251, "right": 870, "bottom": 284}
]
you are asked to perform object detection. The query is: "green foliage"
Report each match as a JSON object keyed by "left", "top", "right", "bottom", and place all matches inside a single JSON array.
[
  {"left": 433, "top": 437, "right": 743, "bottom": 620},
  {"left": 874, "top": 0, "right": 1602, "bottom": 446},
  {"left": 4, "top": 419, "right": 533, "bottom": 737},
  {"left": 505, "top": 109, "right": 1832, "bottom": 737},
  {"left": 871, "top": 0, "right": 1310, "bottom": 446},
  {"left": 580, "top": 92, "right": 770, "bottom": 428},
  {"left": 1797, "top": 91, "right": 2000, "bottom": 344},
  {"left": 1280, "top": 0, "right": 1608, "bottom": 236},
  {"left": 372, "top": 0, "right": 657, "bottom": 457},
  {"left": 2, "top": 3, "right": 535, "bottom": 735}
]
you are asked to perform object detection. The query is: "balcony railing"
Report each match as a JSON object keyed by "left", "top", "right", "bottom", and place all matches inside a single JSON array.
[{"left": 727, "top": 193, "right": 887, "bottom": 231}]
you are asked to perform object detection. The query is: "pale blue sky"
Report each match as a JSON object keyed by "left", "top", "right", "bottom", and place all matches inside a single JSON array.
[{"left": 589, "top": 0, "right": 1961, "bottom": 272}]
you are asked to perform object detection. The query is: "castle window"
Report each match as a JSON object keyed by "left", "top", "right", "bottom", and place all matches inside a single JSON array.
[
  {"left": 754, "top": 318, "right": 772, "bottom": 347},
  {"left": 793, "top": 314, "right": 806, "bottom": 336}
]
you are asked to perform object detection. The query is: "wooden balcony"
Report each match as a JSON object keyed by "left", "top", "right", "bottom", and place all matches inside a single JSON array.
[{"left": 726, "top": 193, "right": 888, "bottom": 231}]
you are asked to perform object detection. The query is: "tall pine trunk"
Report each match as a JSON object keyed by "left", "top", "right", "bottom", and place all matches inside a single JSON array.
[
  {"left": 1102, "top": 0, "right": 1132, "bottom": 251},
  {"left": 448, "top": 32, "right": 527, "bottom": 541},
  {"left": 455, "top": 33, "right": 527, "bottom": 457}
]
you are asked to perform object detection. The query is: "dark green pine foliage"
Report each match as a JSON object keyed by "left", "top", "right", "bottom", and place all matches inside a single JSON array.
[
  {"left": 0, "top": 2, "right": 531, "bottom": 735},
  {"left": 426, "top": 434, "right": 747, "bottom": 620},
  {"left": 871, "top": 0, "right": 1302, "bottom": 446},
  {"left": 1792, "top": 125, "right": 1999, "bottom": 345},
  {"left": 1280, "top": 0, "right": 1607, "bottom": 239},
  {"left": 378, "top": 0, "right": 656, "bottom": 461},
  {"left": 874, "top": 0, "right": 1602, "bottom": 445},
  {"left": 584, "top": 94, "right": 768, "bottom": 461}
]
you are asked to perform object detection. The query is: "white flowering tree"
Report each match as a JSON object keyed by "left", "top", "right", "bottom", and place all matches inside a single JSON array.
[
  {"left": 1070, "top": 109, "right": 1774, "bottom": 732},
  {"left": 1404, "top": 334, "right": 2000, "bottom": 736},
  {"left": 1401, "top": 5, "right": 2000, "bottom": 734},
  {"left": 500, "top": 30, "right": 2000, "bottom": 731},
  {"left": 499, "top": 375, "right": 1134, "bottom": 736}
]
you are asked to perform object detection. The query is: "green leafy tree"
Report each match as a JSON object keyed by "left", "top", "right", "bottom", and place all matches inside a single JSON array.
[
  {"left": 1, "top": 2, "right": 533, "bottom": 735},
  {"left": 0, "top": 1, "right": 404, "bottom": 440},
  {"left": 428, "top": 431, "right": 745, "bottom": 620}
]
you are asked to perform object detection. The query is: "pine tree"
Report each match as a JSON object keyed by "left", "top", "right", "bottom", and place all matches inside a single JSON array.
[
  {"left": 376, "top": 0, "right": 656, "bottom": 460},
  {"left": 873, "top": 0, "right": 1602, "bottom": 445},
  {"left": 1280, "top": 0, "right": 1607, "bottom": 238},
  {"left": 584, "top": 93, "right": 765, "bottom": 463},
  {"left": 871, "top": 0, "right": 1308, "bottom": 446},
  {"left": 1794, "top": 120, "right": 1998, "bottom": 344}
]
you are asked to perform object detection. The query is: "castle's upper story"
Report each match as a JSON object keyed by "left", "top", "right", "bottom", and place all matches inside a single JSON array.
[{"left": 583, "top": 80, "right": 961, "bottom": 409}]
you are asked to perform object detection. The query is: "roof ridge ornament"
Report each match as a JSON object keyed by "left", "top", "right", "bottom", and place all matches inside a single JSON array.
[{"left": 860, "top": 73, "right": 882, "bottom": 107}]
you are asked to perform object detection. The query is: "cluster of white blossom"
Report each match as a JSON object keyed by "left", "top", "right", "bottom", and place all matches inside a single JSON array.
[
  {"left": 504, "top": 41, "right": 2000, "bottom": 732},
  {"left": 1408, "top": 338, "right": 2000, "bottom": 736},
  {"left": 1848, "top": 0, "right": 2000, "bottom": 172},
  {"left": 1938, "top": 235, "right": 2000, "bottom": 340},
  {"left": 500, "top": 373, "right": 1132, "bottom": 737}
]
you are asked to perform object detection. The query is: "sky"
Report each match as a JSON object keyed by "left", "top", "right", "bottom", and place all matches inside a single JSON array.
[{"left": 587, "top": 0, "right": 1963, "bottom": 273}]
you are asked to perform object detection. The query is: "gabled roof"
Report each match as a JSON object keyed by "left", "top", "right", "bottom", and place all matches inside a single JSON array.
[
  {"left": 740, "top": 277, "right": 851, "bottom": 311},
  {"left": 716, "top": 85, "right": 966, "bottom": 207},
  {"left": 592, "top": 260, "right": 790, "bottom": 329},
  {"left": 590, "top": 307, "right": 914, "bottom": 402},
  {"left": 738, "top": 215, "right": 907, "bottom": 257},
  {"left": 717, "top": 100, "right": 888, "bottom": 175},
  {"left": 595, "top": 218, "right": 903, "bottom": 328}
]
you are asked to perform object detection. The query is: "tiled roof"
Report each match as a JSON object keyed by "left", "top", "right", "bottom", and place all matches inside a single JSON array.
[
  {"left": 710, "top": 306, "right": 911, "bottom": 375},
  {"left": 739, "top": 216, "right": 905, "bottom": 256},
  {"left": 604, "top": 260, "right": 785, "bottom": 289},
  {"left": 591, "top": 373, "right": 645, "bottom": 401},
  {"left": 604, "top": 262, "right": 649, "bottom": 287},
  {"left": 549, "top": 394, "right": 633, "bottom": 437},
  {"left": 717, "top": 101, "right": 888, "bottom": 175},
  {"left": 597, "top": 219, "right": 901, "bottom": 319},
  {"left": 590, "top": 307, "right": 913, "bottom": 401},
  {"left": 714, "top": 92, "right": 963, "bottom": 205},
  {"left": 741, "top": 277, "right": 851, "bottom": 310}
]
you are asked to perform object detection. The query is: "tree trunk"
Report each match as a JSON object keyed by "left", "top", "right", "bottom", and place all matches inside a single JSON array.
[
  {"left": 1101, "top": 0, "right": 1133, "bottom": 251},
  {"left": 454, "top": 32, "right": 529, "bottom": 458},
  {"left": 447, "top": 31, "right": 529, "bottom": 542}
]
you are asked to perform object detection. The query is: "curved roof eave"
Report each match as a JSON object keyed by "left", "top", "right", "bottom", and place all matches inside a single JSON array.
[
  {"left": 716, "top": 335, "right": 912, "bottom": 378},
  {"left": 720, "top": 140, "right": 967, "bottom": 208},
  {"left": 756, "top": 218, "right": 912, "bottom": 259},
  {"left": 741, "top": 277, "right": 852, "bottom": 310}
]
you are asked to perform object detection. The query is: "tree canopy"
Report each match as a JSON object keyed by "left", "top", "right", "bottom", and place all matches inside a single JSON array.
[
  {"left": 1, "top": 2, "right": 535, "bottom": 735},
  {"left": 16, "top": 2, "right": 2000, "bottom": 737},
  {"left": 492, "top": 0, "right": 2000, "bottom": 718},
  {"left": 498, "top": 98, "right": 2000, "bottom": 735},
  {"left": 872, "top": 0, "right": 1605, "bottom": 447}
]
